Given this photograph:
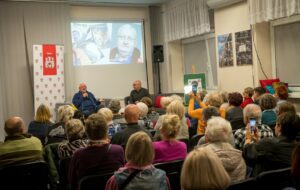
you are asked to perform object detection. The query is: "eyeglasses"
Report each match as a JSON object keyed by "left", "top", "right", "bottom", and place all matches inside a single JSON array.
[{"left": 118, "top": 35, "right": 136, "bottom": 42}]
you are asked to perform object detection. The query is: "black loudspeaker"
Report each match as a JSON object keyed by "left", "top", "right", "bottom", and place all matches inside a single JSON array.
[{"left": 153, "top": 45, "right": 164, "bottom": 62}]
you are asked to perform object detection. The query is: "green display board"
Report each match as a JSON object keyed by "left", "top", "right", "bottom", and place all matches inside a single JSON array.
[{"left": 184, "top": 73, "right": 206, "bottom": 105}]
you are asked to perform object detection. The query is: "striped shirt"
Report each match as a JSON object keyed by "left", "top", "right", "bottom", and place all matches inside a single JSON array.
[{"left": 57, "top": 139, "right": 88, "bottom": 159}]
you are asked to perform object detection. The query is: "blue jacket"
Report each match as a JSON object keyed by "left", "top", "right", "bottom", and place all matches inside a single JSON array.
[{"left": 72, "top": 91, "right": 98, "bottom": 114}]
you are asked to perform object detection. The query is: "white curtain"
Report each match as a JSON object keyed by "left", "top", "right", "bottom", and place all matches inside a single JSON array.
[
  {"left": 0, "top": 2, "right": 71, "bottom": 141},
  {"left": 248, "top": 0, "right": 300, "bottom": 24},
  {"left": 163, "top": 0, "right": 210, "bottom": 42}
]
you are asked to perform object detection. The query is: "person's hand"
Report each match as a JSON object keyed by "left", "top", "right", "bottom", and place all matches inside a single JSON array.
[
  {"left": 245, "top": 123, "right": 260, "bottom": 144},
  {"left": 189, "top": 92, "right": 195, "bottom": 98},
  {"left": 83, "top": 92, "right": 88, "bottom": 98}
]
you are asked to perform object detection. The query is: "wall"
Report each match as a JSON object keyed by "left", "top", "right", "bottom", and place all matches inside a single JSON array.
[
  {"left": 67, "top": 5, "right": 154, "bottom": 99},
  {"left": 214, "top": 2, "right": 255, "bottom": 93}
]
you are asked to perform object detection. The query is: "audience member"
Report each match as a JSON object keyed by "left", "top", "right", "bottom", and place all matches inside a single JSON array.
[
  {"left": 200, "top": 117, "right": 246, "bottom": 182},
  {"left": 57, "top": 119, "right": 87, "bottom": 160},
  {"left": 291, "top": 143, "right": 300, "bottom": 189},
  {"left": 241, "top": 87, "right": 254, "bottom": 108},
  {"left": 188, "top": 92, "right": 225, "bottom": 135},
  {"left": 72, "top": 82, "right": 101, "bottom": 117},
  {"left": 140, "top": 97, "right": 160, "bottom": 128},
  {"left": 153, "top": 115, "right": 187, "bottom": 164},
  {"left": 28, "top": 104, "right": 53, "bottom": 145},
  {"left": 243, "top": 112, "right": 300, "bottom": 176},
  {"left": 129, "top": 80, "right": 150, "bottom": 104},
  {"left": 154, "top": 100, "right": 189, "bottom": 140},
  {"left": 98, "top": 108, "right": 120, "bottom": 138},
  {"left": 220, "top": 91, "right": 229, "bottom": 111},
  {"left": 253, "top": 87, "right": 266, "bottom": 105},
  {"left": 180, "top": 147, "right": 231, "bottom": 190},
  {"left": 0, "top": 117, "right": 43, "bottom": 167},
  {"left": 69, "top": 113, "right": 124, "bottom": 190},
  {"left": 136, "top": 102, "right": 149, "bottom": 128},
  {"left": 105, "top": 132, "right": 170, "bottom": 190},
  {"left": 111, "top": 104, "right": 151, "bottom": 148},
  {"left": 108, "top": 99, "right": 127, "bottom": 126},
  {"left": 226, "top": 92, "right": 245, "bottom": 130},
  {"left": 274, "top": 85, "right": 289, "bottom": 106},
  {"left": 278, "top": 101, "right": 297, "bottom": 115},
  {"left": 234, "top": 104, "right": 273, "bottom": 150},
  {"left": 259, "top": 94, "right": 277, "bottom": 128},
  {"left": 45, "top": 105, "right": 74, "bottom": 145}
]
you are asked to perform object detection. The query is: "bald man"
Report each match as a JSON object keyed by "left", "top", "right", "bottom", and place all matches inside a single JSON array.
[
  {"left": 0, "top": 117, "right": 43, "bottom": 167},
  {"left": 72, "top": 82, "right": 102, "bottom": 117},
  {"left": 111, "top": 104, "right": 152, "bottom": 148},
  {"left": 129, "top": 80, "right": 150, "bottom": 104}
]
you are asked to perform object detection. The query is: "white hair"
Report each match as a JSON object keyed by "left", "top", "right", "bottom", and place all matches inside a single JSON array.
[
  {"left": 205, "top": 117, "right": 232, "bottom": 143},
  {"left": 243, "top": 104, "right": 262, "bottom": 123},
  {"left": 136, "top": 102, "right": 148, "bottom": 117}
]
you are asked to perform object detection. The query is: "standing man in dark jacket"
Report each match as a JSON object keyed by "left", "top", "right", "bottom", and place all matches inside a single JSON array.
[{"left": 129, "top": 80, "right": 150, "bottom": 104}]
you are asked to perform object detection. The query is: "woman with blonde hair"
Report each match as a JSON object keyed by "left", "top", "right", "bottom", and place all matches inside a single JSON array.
[
  {"left": 181, "top": 147, "right": 231, "bottom": 190},
  {"left": 28, "top": 104, "right": 53, "bottom": 144},
  {"left": 98, "top": 108, "right": 120, "bottom": 138},
  {"left": 154, "top": 100, "right": 189, "bottom": 140},
  {"left": 105, "top": 131, "right": 170, "bottom": 190},
  {"left": 153, "top": 115, "right": 187, "bottom": 164}
]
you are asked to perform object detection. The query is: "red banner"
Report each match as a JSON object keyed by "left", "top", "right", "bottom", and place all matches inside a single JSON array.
[{"left": 43, "top": 44, "right": 57, "bottom": 75}]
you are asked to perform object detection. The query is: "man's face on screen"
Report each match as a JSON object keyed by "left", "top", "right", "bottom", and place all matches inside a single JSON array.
[{"left": 117, "top": 25, "right": 137, "bottom": 58}]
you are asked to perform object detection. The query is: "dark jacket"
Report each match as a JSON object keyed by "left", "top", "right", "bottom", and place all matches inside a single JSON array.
[
  {"left": 226, "top": 106, "right": 245, "bottom": 130},
  {"left": 129, "top": 88, "right": 150, "bottom": 104},
  {"left": 243, "top": 136, "right": 297, "bottom": 176}
]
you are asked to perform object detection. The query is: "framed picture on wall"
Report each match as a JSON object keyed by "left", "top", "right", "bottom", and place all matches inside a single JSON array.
[
  {"left": 235, "top": 30, "right": 253, "bottom": 66},
  {"left": 217, "top": 33, "right": 234, "bottom": 67}
]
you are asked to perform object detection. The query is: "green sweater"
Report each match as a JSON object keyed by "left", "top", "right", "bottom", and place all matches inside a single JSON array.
[{"left": 0, "top": 134, "right": 43, "bottom": 167}]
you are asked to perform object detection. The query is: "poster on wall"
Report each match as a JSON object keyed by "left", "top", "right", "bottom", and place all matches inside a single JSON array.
[
  {"left": 33, "top": 44, "right": 65, "bottom": 120},
  {"left": 235, "top": 30, "right": 252, "bottom": 66},
  {"left": 217, "top": 33, "right": 234, "bottom": 67}
]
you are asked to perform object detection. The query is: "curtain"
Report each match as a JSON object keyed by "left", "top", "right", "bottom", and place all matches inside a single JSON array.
[
  {"left": 248, "top": 0, "right": 300, "bottom": 24},
  {"left": 0, "top": 2, "right": 71, "bottom": 141},
  {"left": 163, "top": 0, "right": 210, "bottom": 42}
]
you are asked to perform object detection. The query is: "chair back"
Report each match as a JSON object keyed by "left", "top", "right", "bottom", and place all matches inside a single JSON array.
[
  {"left": 190, "top": 134, "right": 204, "bottom": 149},
  {"left": 256, "top": 167, "right": 292, "bottom": 190},
  {"left": 154, "top": 160, "right": 184, "bottom": 190},
  {"left": 59, "top": 157, "right": 72, "bottom": 190},
  {"left": 79, "top": 172, "right": 114, "bottom": 190},
  {"left": 226, "top": 177, "right": 256, "bottom": 190},
  {"left": 0, "top": 161, "right": 49, "bottom": 190}
]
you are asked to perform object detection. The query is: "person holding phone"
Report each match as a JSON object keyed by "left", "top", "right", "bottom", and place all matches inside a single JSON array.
[
  {"left": 233, "top": 104, "right": 273, "bottom": 150},
  {"left": 243, "top": 112, "right": 300, "bottom": 176}
]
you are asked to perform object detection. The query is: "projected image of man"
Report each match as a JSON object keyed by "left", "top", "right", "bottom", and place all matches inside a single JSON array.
[{"left": 110, "top": 24, "right": 141, "bottom": 64}]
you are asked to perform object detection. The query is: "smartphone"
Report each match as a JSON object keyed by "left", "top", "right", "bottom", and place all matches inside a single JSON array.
[{"left": 249, "top": 118, "right": 256, "bottom": 133}]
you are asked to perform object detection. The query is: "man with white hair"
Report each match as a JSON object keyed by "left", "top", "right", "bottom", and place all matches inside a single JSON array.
[
  {"left": 109, "top": 24, "right": 141, "bottom": 64},
  {"left": 234, "top": 104, "right": 273, "bottom": 150},
  {"left": 72, "top": 82, "right": 102, "bottom": 117}
]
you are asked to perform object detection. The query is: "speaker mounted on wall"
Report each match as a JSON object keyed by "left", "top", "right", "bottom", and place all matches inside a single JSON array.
[{"left": 153, "top": 45, "right": 164, "bottom": 63}]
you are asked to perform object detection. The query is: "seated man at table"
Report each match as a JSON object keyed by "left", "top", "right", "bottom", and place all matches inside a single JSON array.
[
  {"left": 129, "top": 80, "right": 150, "bottom": 104},
  {"left": 72, "top": 82, "right": 101, "bottom": 117}
]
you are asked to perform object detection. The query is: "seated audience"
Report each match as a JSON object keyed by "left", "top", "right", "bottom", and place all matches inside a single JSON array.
[
  {"left": 0, "top": 117, "right": 43, "bottom": 167},
  {"left": 275, "top": 85, "right": 289, "bottom": 106},
  {"left": 72, "top": 82, "right": 101, "bottom": 117},
  {"left": 140, "top": 97, "right": 160, "bottom": 128},
  {"left": 28, "top": 104, "right": 53, "bottom": 145},
  {"left": 241, "top": 87, "right": 254, "bottom": 108},
  {"left": 180, "top": 147, "right": 231, "bottom": 190},
  {"left": 69, "top": 113, "right": 124, "bottom": 190},
  {"left": 253, "top": 87, "right": 266, "bottom": 105},
  {"left": 98, "top": 108, "right": 120, "bottom": 138},
  {"left": 200, "top": 117, "right": 246, "bottom": 182},
  {"left": 188, "top": 92, "right": 225, "bottom": 135},
  {"left": 153, "top": 115, "right": 187, "bottom": 164},
  {"left": 57, "top": 119, "right": 87, "bottom": 160},
  {"left": 278, "top": 101, "right": 297, "bottom": 115},
  {"left": 234, "top": 104, "right": 273, "bottom": 150},
  {"left": 220, "top": 91, "right": 229, "bottom": 111},
  {"left": 45, "top": 105, "right": 74, "bottom": 145},
  {"left": 111, "top": 104, "right": 151, "bottom": 148},
  {"left": 260, "top": 94, "right": 277, "bottom": 128},
  {"left": 226, "top": 92, "right": 245, "bottom": 130},
  {"left": 129, "top": 80, "right": 150, "bottom": 104},
  {"left": 154, "top": 100, "right": 189, "bottom": 141},
  {"left": 136, "top": 102, "right": 150, "bottom": 128},
  {"left": 105, "top": 132, "right": 170, "bottom": 190},
  {"left": 243, "top": 112, "right": 300, "bottom": 176},
  {"left": 108, "top": 99, "right": 126, "bottom": 125}
]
